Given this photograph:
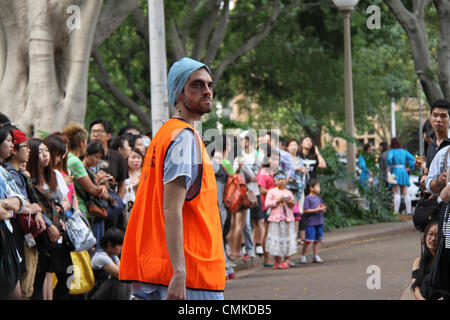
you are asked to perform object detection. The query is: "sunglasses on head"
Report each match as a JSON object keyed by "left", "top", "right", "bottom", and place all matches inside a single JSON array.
[{"left": 274, "top": 173, "right": 286, "bottom": 180}]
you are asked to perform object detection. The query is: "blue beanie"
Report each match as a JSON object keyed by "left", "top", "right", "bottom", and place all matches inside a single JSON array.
[{"left": 167, "top": 57, "right": 211, "bottom": 109}]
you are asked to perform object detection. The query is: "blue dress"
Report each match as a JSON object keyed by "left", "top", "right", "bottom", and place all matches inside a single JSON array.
[
  {"left": 358, "top": 154, "right": 371, "bottom": 186},
  {"left": 386, "top": 148, "right": 416, "bottom": 186}
]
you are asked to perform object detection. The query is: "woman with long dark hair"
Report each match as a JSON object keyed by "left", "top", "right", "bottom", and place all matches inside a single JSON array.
[
  {"left": 298, "top": 137, "right": 326, "bottom": 181},
  {"left": 43, "top": 134, "right": 77, "bottom": 210},
  {"left": 387, "top": 137, "right": 416, "bottom": 216},
  {"left": 28, "top": 138, "right": 73, "bottom": 300},
  {"left": 411, "top": 221, "right": 442, "bottom": 299}
]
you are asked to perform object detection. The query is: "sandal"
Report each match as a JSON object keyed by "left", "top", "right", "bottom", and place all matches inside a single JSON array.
[
  {"left": 278, "top": 262, "right": 290, "bottom": 269},
  {"left": 229, "top": 254, "right": 242, "bottom": 261}
]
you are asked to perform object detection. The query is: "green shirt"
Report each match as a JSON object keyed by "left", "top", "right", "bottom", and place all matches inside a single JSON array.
[
  {"left": 67, "top": 153, "right": 90, "bottom": 218},
  {"left": 222, "top": 159, "right": 234, "bottom": 175}
]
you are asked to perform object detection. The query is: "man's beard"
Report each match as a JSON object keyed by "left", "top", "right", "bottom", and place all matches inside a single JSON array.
[{"left": 183, "top": 95, "right": 213, "bottom": 115}]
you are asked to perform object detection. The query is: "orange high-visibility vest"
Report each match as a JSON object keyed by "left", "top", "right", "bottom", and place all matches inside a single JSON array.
[{"left": 119, "top": 118, "right": 225, "bottom": 291}]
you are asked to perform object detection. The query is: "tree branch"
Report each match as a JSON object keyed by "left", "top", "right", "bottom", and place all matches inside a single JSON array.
[
  {"left": 168, "top": 18, "right": 186, "bottom": 60},
  {"left": 435, "top": 0, "right": 450, "bottom": 100},
  {"left": 0, "top": 18, "right": 6, "bottom": 82},
  {"left": 91, "top": 49, "right": 152, "bottom": 129},
  {"left": 384, "top": 0, "right": 443, "bottom": 103},
  {"left": 131, "top": 7, "right": 148, "bottom": 41},
  {"left": 413, "top": 0, "right": 433, "bottom": 20},
  {"left": 120, "top": 43, "right": 151, "bottom": 108},
  {"left": 229, "top": 4, "right": 271, "bottom": 19},
  {"left": 92, "top": 0, "right": 138, "bottom": 50},
  {"left": 88, "top": 90, "right": 132, "bottom": 124},
  {"left": 213, "top": 0, "right": 283, "bottom": 82},
  {"left": 191, "top": 0, "right": 222, "bottom": 60},
  {"left": 204, "top": 0, "right": 230, "bottom": 66}
]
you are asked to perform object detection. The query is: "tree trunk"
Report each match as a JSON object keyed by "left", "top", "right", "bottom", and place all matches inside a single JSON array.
[
  {"left": 384, "top": 0, "right": 446, "bottom": 105},
  {"left": 435, "top": 0, "right": 450, "bottom": 100},
  {"left": 0, "top": 0, "right": 135, "bottom": 136}
]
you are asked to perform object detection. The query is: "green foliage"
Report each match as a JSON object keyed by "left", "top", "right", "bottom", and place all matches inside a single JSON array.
[{"left": 318, "top": 146, "right": 394, "bottom": 231}]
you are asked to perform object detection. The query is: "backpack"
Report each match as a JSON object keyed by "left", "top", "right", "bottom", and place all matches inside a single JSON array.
[{"left": 223, "top": 174, "right": 248, "bottom": 214}]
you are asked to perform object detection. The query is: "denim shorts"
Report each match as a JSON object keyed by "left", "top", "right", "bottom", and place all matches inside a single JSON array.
[{"left": 304, "top": 225, "right": 324, "bottom": 243}]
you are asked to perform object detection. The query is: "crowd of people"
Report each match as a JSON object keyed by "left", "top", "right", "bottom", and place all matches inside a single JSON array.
[
  {"left": 0, "top": 113, "right": 148, "bottom": 300},
  {"left": 213, "top": 132, "right": 328, "bottom": 277},
  {"left": 357, "top": 99, "right": 450, "bottom": 300},
  {"left": 2, "top": 54, "right": 450, "bottom": 301}
]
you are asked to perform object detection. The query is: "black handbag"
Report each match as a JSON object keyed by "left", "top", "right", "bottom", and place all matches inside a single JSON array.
[
  {"left": 286, "top": 180, "right": 299, "bottom": 193},
  {"left": 413, "top": 195, "right": 441, "bottom": 232},
  {"left": 431, "top": 203, "right": 450, "bottom": 296},
  {"left": 0, "top": 221, "right": 21, "bottom": 299}
]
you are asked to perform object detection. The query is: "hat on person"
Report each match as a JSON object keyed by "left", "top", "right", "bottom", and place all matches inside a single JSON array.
[
  {"left": 167, "top": 57, "right": 211, "bottom": 109},
  {"left": 12, "top": 129, "right": 27, "bottom": 146}
]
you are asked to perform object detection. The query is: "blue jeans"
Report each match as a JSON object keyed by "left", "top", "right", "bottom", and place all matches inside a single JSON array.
[
  {"left": 130, "top": 283, "right": 224, "bottom": 300},
  {"left": 243, "top": 209, "right": 254, "bottom": 255},
  {"left": 91, "top": 219, "right": 105, "bottom": 248}
]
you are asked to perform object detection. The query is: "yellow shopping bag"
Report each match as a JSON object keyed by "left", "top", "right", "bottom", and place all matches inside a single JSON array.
[
  {"left": 68, "top": 250, "right": 95, "bottom": 294},
  {"left": 52, "top": 250, "right": 95, "bottom": 295}
]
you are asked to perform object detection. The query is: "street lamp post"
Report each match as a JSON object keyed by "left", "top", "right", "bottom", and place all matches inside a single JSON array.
[{"left": 333, "top": 0, "right": 359, "bottom": 180}]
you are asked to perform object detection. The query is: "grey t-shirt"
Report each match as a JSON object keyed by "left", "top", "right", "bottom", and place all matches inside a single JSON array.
[
  {"left": 91, "top": 251, "right": 120, "bottom": 279},
  {"left": 163, "top": 128, "right": 201, "bottom": 199}
]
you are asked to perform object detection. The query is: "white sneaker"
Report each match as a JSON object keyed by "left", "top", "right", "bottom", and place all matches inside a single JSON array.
[
  {"left": 255, "top": 245, "right": 264, "bottom": 256},
  {"left": 299, "top": 256, "right": 307, "bottom": 264},
  {"left": 313, "top": 255, "right": 323, "bottom": 263}
]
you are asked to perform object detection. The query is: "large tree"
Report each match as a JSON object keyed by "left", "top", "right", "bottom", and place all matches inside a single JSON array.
[
  {"left": 384, "top": 0, "right": 449, "bottom": 104},
  {"left": 0, "top": 0, "right": 138, "bottom": 135}
]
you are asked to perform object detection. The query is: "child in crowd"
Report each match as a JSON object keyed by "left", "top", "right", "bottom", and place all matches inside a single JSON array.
[
  {"left": 256, "top": 144, "right": 279, "bottom": 267},
  {"left": 264, "top": 171, "right": 297, "bottom": 269},
  {"left": 300, "top": 179, "right": 326, "bottom": 264}
]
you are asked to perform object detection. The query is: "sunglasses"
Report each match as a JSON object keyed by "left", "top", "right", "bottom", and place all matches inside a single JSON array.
[{"left": 274, "top": 173, "right": 287, "bottom": 180}]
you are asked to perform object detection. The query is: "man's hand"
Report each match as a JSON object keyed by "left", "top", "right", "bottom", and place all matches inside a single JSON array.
[
  {"left": 166, "top": 273, "right": 187, "bottom": 300},
  {"left": 163, "top": 176, "right": 188, "bottom": 300}
]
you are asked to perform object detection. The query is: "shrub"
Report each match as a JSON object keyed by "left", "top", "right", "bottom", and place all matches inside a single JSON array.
[{"left": 317, "top": 146, "right": 394, "bottom": 231}]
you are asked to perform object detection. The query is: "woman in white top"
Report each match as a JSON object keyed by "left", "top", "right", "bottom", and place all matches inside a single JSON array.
[{"left": 122, "top": 148, "right": 143, "bottom": 227}]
